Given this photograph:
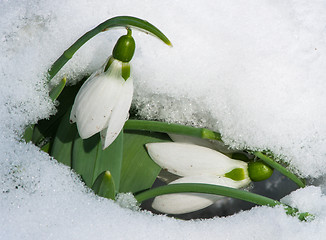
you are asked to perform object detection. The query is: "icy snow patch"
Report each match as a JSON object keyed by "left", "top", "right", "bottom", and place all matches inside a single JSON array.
[
  {"left": 1, "top": 0, "right": 326, "bottom": 239},
  {"left": 116, "top": 192, "right": 140, "bottom": 211},
  {"left": 282, "top": 186, "right": 326, "bottom": 218}
]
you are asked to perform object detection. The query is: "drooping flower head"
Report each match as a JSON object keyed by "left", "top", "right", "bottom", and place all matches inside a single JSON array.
[
  {"left": 146, "top": 142, "right": 252, "bottom": 214},
  {"left": 70, "top": 29, "right": 135, "bottom": 149}
]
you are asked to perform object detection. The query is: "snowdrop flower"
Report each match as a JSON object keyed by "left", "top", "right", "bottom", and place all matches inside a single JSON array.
[
  {"left": 146, "top": 142, "right": 251, "bottom": 214},
  {"left": 168, "top": 133, "right": 237, "bottom": 154},
  {"left": 70, "top": 30, "right": 135, "bottom": 149}
]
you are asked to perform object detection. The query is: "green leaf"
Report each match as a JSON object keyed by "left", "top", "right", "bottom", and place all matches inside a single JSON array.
[
  {"left": 119, "top": 130, "right": 171, "bottom": 193},
  {"left": 51, "top": 109, "right": 77, "bottom": 167},
  {"left": 92, "top": 170, "right": 116, "bottom": 200},
  {"left": 72, "top": 131, "right": 123, "bottom": 191},
  {"left": 49, "top": 77, "right": 67, "bottom": 101}
]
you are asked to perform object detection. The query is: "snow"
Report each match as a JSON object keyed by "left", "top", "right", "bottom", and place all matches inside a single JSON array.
[{"left": 1, "top": 0, "right": 326, "bottom": 239}]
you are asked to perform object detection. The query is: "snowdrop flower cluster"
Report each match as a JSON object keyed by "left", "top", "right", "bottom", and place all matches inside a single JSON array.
[
  {"left": 70, "top": 30, "right": 135, "bottom": 149},
  {"left": 146, "top": 142, "right": 251, "bottom": 214}
]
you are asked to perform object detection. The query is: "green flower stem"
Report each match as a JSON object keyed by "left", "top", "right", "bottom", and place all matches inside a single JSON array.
[
  {"left": 48, "top": 16, "right": 172, "bottom": 80},
  {"left": 124, "top": 120, "right": 222, "bottom": 141},
  {"left": 134, "top": 183, "right": 312, "bottom": 221},
  {"left": 136, "top": 183, "right": 278, "bottom": 206},
  {"left": 253, "top": 152, "right": 305, "bottom": 188}
]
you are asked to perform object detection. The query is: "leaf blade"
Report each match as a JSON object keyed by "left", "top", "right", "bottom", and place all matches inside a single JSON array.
[
  {"left": 119, "top": 130, "right": 171, "bottom": 193},
  {"left": 92, "top": 170, "right": 116, "bottom": 200},
  {"left": 51, "top": 109, "right": 77, "bottom": 167},
  {"left": 72, "top": 131, "right": 123, "bottom": 191}
]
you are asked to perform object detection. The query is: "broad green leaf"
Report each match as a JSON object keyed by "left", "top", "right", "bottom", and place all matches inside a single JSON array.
[
  {"left": 92, "top": 171, "right": 116, "bottom": 200},
  {"left": 51, "top": 109, "right": 77, "bottom": 167},
  {"left": 72, "top": 131, "right": 123, "bottom": 191},
  {"left": 119, "top": 130, "right": 171, "bottom": 194}
]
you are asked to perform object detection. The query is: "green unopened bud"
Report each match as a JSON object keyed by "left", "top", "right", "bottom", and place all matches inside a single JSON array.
[
  {"left": 112, "top": 29, "right": 135, "bottom": 62},
  {"left": 248, "top": 161, "right": 273, "bottom": 182}
]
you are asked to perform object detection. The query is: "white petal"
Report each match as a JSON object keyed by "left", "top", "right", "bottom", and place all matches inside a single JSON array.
[
  {"left": 168, "top": 133, "right": 218, "bottom": 149},
  {"left": 146, "top": 142, "right": 248, "bottom": 177},
  {"left": 69, "top": 56, "right": 112, "bottom": 124},
  {"left": 70, "top": 105, "right": 77, "bottom": 123},
  {"left": 168, "top": 133, "right": 236, "bottom": 154},
  {"left": 152, "top": 175, "right": 248, "bottom": 214},
  {"left": 101, "top": 78, "right": 133, "bottom": 149},
  {"left": 71, "top": 60, "right": 124, "bottom": 139}
]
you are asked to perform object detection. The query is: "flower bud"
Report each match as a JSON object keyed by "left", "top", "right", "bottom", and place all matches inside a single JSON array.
[
  {"left": 112, "top": 29, "right": 135, "bottom": 63},
  {"left": 248, "top": 161, "right": 273, "bottom": 181}
]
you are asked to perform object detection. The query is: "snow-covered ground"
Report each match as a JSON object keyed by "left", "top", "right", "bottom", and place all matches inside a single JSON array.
[{"left": 1, "top": 1, "right": 326, "bottom": 239}]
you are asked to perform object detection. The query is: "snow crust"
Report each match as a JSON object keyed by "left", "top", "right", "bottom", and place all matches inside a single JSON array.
[{"left": 1, "top": 0, "right": 326, "bottom": 239}]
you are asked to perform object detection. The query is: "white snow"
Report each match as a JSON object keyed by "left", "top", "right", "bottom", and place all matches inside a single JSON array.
[{"left": 1, "top": 0, "right": 326, "bottom": 239}]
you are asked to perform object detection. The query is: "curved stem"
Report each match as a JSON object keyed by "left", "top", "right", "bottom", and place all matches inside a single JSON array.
[
  {"left": 124, "top": 119, "right": 222, "bottom": 141},
  {"left": 134, "top": 183, "right": 312, "bottom": 221},
  {"left": 48, "top": 16, "right": 172, "bottom": 80},
  {"left": 136, "top": 183, "right": 279, "bottom": 206},
  {"left": 253, "top": 152, "right": 305, "bottom": 188}
]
